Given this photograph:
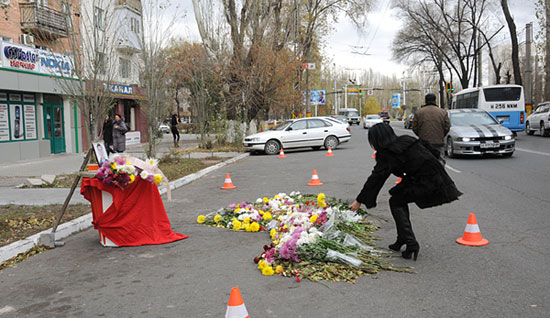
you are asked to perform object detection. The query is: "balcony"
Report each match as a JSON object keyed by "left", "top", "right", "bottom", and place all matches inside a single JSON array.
[{"left": 19, "top": 2, "right": 68, "bottom": 40}]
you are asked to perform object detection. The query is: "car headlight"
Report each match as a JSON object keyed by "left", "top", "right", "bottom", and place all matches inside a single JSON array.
[
  {"left": 457, "top": 137, "right": 471, "bottom": 142},
  {"left": 250, "top": 137, "right": 262, "bottom": 142},
  {"left": 504, "top": 135, "right": 513, "bottom": 140}
]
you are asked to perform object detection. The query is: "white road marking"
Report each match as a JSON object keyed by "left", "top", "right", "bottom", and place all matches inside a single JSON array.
[
  {"left": 516, "top": 147, "right": 550, "bottom": 156},
  {"left": 445, "top": 165, "right": 462, "bottom": 173}
]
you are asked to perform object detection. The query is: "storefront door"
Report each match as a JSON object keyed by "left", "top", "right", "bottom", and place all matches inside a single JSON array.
[{"left": 43, "top": 103, "right": 65, "bottom": 154}]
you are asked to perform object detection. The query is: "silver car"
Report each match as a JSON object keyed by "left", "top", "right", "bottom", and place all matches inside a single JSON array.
[{"left": 445, "top": 109, "right": 515, "bottom": 158}]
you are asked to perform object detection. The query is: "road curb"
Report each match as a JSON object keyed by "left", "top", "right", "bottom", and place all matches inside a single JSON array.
[{"left": 0, "top": 152, "right": 249, "bottom": 264}]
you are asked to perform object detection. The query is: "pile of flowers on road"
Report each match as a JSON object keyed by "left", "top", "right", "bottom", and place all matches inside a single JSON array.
[
  {"left": 95, "top": 156, "right": 163, "bottom": 189},
  {"left": 197, "top": 192, "right": 407, "bottom": 282}
]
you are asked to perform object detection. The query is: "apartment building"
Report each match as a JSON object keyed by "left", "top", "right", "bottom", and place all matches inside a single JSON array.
[
  {"left": 81, "top": 0, "right": 147, "bottom": 144},
  {"left": 0, "top": 0, "right": 83, "bottom": 162}
]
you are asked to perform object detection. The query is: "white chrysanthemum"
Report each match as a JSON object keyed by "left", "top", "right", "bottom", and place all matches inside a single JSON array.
[
  {"left": 146, "top": 158, "right": 159, "bottom": 167},
  {"left": 256, "top": 198, "right": 263, "bottom": 203},
  {"left": 140, "top": 170, "right": 149, "bottom": 179}
]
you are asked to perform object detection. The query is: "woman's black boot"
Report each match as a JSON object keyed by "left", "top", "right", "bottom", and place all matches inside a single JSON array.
[
  {"left": 402, "top": 242, "right": 419, "bottom": 261},
  {"left": 388, "top": 238, "right": 405, "bottom": 251}
]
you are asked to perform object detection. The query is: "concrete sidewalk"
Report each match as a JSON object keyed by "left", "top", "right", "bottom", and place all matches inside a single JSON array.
[{"left": 0, "top": 133, "right": 243, "bottom": 205}]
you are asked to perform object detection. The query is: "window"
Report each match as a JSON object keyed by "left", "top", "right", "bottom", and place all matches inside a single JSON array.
[
  {"left": 119, "top": 57, "right": 130, "bottom": 78},
  {"left": 0, "top": 35, "right": 11, "bottom": 42},
  {"left": 483, "top": 87, "right": 522, "bottom": 102},
  {"left": 130, "top": 17, "right": 140, "bottom": 34},
  {"left": 307, "top": 119, "right": 328, "bottom": 129},
  {"left": 94, "top": 6, "right": 104, "bottom": 30},
  {"left": 61, "top": 2, "right": 72, "bottom": 28},
  {"left": 290, "top": 120, "right": 307, "bottom": 130}
]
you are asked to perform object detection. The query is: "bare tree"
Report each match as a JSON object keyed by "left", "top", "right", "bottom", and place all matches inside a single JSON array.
[
  {"left": 500, "top": 0, "right": 522, "bottom": 85},
  {"left": 139, "top": 0, "right": 182, "bottom": 157}
]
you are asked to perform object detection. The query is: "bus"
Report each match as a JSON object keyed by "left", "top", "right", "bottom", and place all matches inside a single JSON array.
[{"left": 451, "top": 84, "right": 525, "bottom": 132}]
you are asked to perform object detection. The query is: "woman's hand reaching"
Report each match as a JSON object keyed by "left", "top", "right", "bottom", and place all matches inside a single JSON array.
[{"left": 349, "top": 200, "right": 361, "bottom": 212}]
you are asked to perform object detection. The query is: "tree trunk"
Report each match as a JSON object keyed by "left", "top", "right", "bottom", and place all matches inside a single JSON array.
[
  {"left": 501, "top": 0, "right": 522, "bottom": 85},
  {"left": 545, "top": 0, "right": 550, "bottom": 99}
]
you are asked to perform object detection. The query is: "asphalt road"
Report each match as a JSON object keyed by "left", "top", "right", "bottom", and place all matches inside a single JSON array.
[{"left": 0, "top": 123, "right": 548, "bottom": 317}]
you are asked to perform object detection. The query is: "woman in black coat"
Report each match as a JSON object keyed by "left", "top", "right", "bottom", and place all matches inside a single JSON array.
[
  {"left": 102, "top": 115, "right": 114, "bottom": 156},
  {"left": 350, "top": 123, "right": 462, "bottom": 260}
]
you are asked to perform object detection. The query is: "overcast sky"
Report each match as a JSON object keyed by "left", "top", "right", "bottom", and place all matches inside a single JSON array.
[{"left": 173, "top": 1, "right": 537, "bottom": 77}]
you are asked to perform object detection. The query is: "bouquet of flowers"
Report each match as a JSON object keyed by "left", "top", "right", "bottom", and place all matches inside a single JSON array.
[
  {"left": 95, "top": 156, "right": 163, "bottom": 189},
  {"left": 197, "top": 192, "right": 407, "bottom": 282}
]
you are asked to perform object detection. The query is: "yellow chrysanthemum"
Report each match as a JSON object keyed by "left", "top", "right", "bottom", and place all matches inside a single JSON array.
[
  {"left": 310, "top": 215, "right": 318, "bottom": 224},
  {"left": 317, "top": 193, "right": 327, "bottom": 208},
  {"left": 234, "top": 208, "right": 241, "bottom": 214},
  {"left": 129, "top": 174, "right": 136, "bottom": 184},
  {"left": 263, "top": 212, "right": 272, "bottom": 221},
  {"left": 274, "top": 195, "right": 280, "bottom": 199},
  {"left": 111, "top": 162, "right": 117, "bottom": 170},
  {"left": 258, "top": 260, "right": 266, "bottom": 270},
  {"left": 233, "top": 220, "right": 242, "bottom": 231},
  {"left": 243, "top": 217, "right": 251, "bottom": 224},
  {"left": 250, "top": 222, "right": 260, "bottom": 232},
  {"left": 270, "top": 229, "right": 277, "bottom": 240},
  {"left": 196, "top": 215, "right": 206, "bottom": 224},
  {"left": 262, "top": 266, "right": 274, "bottom": 276},
  {"left": 275, "top": 265, "right": 284, "bottom": 274},
  {"left": 214, "top": 214, "right": 222, "bottom": 223},
  {"left": 263, "top": 197, "right": 269, "bottom": 203},
  {"left": 153, "top": 174, "right": 162, "bottom": 184},
  {"left": 243, "top": 223, "right": 251, "bottom": 232}
]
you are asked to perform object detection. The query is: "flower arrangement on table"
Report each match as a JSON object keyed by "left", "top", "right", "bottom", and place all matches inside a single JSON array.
[
  {"left": 197, "top": 192, "right": 407, "bottom": 283},
  {"left": 95, "top": 156, "right": 163, "bottom": 189}
]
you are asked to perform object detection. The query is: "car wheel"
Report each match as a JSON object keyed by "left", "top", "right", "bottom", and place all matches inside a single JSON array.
[
  {"left": 526, "top": 122, "right": 534, "bottom": 135},
  {"left": 264, "top": 139, "right": 280, "bottom": 155},
  {"left": 540, "top": 122, "right": 549, "bottom": 137},
  {"left": 445, "top": 137, "right": 455, "bottom": 158},
  {"left": 502, "top": 152, "right": 513, "bottom": 158},
  {"left": 324, "top": 135, "right": 339, "bottom": 150}
]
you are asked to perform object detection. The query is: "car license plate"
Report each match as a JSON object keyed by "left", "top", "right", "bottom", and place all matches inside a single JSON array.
[
  {"left": 243, "top": 143, "right": 249, "bottom": 147},
  {"left": 480, "top": 142, "right": 499, "bottom": 149}
]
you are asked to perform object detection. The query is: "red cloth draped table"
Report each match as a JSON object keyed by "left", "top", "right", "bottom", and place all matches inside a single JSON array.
[{"left": 81, "top": 177, "right": 188, "bottom": 247}]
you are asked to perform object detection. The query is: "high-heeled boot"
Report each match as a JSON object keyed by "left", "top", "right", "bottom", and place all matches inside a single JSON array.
[
  {"left": 402, "top": 242, "right": 420, "bottom": 261},
  {"left": 390, "top": 204, "right": 419, "bottom": 260},
  {"left": 388, "top": 237, "right": 405, "bottom": 251}
]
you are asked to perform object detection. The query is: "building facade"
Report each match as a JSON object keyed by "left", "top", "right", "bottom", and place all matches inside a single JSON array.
[
  {"left": 0, "top": 0, "right": 83, "bottom": 163},
  {"left": 80, "top": 0, "right": 147, "bottom": 145}
]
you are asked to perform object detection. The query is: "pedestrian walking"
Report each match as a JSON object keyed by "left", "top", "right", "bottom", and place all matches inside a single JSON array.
[
  {"left": 349, "top": 123, "right": 462, "bottom": 260},
  {"left": 171, "top": 113, "right": 180, "bottom": 147},
  {"left": 412, "top": 93, "right": 450, "bottom": 163},
  {"left": 102, "top": 115, "right": 114, "bottom": 156},
  {"left": 112, "top": 113, "right": 128, "bottom": 153}
]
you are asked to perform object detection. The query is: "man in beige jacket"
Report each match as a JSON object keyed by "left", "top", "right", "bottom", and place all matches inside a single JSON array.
[{"left": 412, "top": 93, "right": 450, "bottom": 162}]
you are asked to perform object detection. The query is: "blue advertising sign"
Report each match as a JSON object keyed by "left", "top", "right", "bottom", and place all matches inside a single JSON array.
[{"left": 392, "top": 93, "right": 401, "bottom": 109}]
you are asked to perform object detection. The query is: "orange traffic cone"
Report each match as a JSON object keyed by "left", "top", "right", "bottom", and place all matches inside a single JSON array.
[
  {"left": 225, "top": 287, "right": 249, "bottom": 318},
  {"left": 395, "top": 177, "right": 402, "bottom": 184},
  {"left": 221, "top": 173, "right": 237, "bottom": 190},
  {"left": 326, "top": 147, "right": 334, "bottom": 157},
  {"left": 456, "top": 213, "right": 489, "bottom": 246},
  {"left": 371, "top": 150, "right": 377, "bottom": 159},
  {"left": 278, "top": 148, "right": 287, "bottom": 158},
  {"left": 307, "top": 169, "right": 324, "bottom": 186}
]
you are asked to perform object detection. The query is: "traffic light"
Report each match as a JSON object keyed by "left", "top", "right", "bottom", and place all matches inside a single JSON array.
[
  {"left": 358, "top": 88, "right": 363, "bottom": 96},
  {"left": 446, "top": 82, "right": 455, "bottom": 93}
]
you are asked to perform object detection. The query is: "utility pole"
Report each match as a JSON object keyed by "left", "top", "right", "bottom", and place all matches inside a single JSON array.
[
  {"left": 333, "top": 63, "right": 337, "bottom": 114},
  {"left": 525, "top": 22, "right": 533, "bottom": 113},
  {"left": 344, "top": 85, "right": 348, "bottom": 108}
]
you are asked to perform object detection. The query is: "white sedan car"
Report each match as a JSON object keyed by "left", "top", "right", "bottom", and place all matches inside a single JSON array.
[
  {"left": 363, "top": 114, "right": 384, "bottom": 129},
  {"left": 243, "top": 118, "right": 351, "bottom": 155}
]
